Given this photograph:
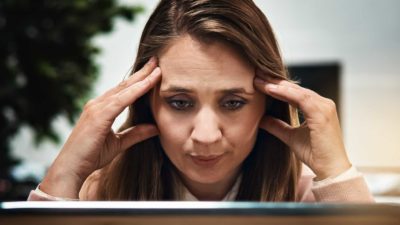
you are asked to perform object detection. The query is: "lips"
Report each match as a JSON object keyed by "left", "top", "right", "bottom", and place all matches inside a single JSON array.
[{"left": 190, "top": 154, "right": 224, "bottom": 167}]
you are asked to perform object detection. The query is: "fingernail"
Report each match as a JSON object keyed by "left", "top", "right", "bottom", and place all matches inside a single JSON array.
[
  {"left": 141, "top": 67, "right": 161, "bottom": 87},
  {"left": 148, "top": 56, "right": 156, "bottom": 65},
  {"left": 254, "top": 77, "right": 265, "bottom": 84},
  {"left": 151, "top": 67, "right": 161, "bottom": 77}
]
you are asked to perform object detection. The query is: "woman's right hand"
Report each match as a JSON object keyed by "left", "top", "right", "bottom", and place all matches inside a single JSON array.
[{"left": 40, "top": 57, "right": 161, "bottom": 199}]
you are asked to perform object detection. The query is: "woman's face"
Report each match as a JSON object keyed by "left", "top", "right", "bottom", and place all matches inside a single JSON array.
[{"left": 150, "top": 35, "right": 266, "bottom": 185}]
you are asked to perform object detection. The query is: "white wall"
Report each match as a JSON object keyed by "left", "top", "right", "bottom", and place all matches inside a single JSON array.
[{"left": 11, "top": 0, "right": 400, "bottom": 181}]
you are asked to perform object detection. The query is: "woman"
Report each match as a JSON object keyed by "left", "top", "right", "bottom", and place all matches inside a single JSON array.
[{"left": 28, "top": 0, "right": 373, "bottom": 202}]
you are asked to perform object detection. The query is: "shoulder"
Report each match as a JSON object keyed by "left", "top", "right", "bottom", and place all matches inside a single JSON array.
[{"left": 79, "top": 169, "right": 102, "bottom": 200}]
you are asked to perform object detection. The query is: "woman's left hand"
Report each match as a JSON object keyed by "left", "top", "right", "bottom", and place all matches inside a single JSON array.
[{"left": 254, "top": 70, "right": 351, "bottom": 180}]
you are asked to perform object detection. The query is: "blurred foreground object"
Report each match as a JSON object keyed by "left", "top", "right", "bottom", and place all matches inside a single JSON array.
[{"left": 0, "top": 0, "right": 142, "bottom": 200}]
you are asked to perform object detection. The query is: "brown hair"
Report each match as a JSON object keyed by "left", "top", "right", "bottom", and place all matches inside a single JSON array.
[{"left": 96, "top": 0, "right": 301, "bottom": 201}]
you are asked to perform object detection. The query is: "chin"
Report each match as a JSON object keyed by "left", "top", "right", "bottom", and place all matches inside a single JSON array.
[{"left": 183, "top": 168, "right": 229, "bottom": 184}]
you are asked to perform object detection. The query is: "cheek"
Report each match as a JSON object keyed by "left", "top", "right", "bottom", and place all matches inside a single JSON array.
[
  {"left": 224, "top": 113, "right": 260, "bottom": 150},
  {"left": 222, "top": 103, "right": 265, "bottom": 157},
  {"left": 153, "top": 105, "right": 190, "bottom": 153}
]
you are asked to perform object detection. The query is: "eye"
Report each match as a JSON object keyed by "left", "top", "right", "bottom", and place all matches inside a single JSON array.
[
  {"left": 167, "top": 99, "right": 194, "bottom": 110},
  {"left": 222, "top": 99, "right": 246, "bottom": 110}
]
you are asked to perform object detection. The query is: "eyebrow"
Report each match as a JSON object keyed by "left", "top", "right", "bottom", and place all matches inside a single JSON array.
[{"left": 160, "top": 86, "right": 255, "bottom": 95}]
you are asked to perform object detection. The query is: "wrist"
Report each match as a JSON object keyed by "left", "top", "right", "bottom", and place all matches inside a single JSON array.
[
  {"left": 35, "top": 184, "right": 79, "bottom": 201},
  {"left": 41, "top": 158, "right": 89, "bottom": 199},
  {"left": 313, "top": 160, "right": 352, "bottom": 181}
]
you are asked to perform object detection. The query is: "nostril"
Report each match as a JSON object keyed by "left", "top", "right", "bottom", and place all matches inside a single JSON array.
[
  {"left": 191, "top": 129, "right": 222, "bottom": 145},
  {"left": 191, "top": 109, "right": 223, "bottom": 144}
]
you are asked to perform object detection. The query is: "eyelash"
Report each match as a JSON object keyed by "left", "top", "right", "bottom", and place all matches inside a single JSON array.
[
  {"left": 166, "top": 98, "right": 247, "bottom": 111},
  {"left": 222, "top": 100, "right": 247, "bottom": 110},
  {"left": 168, "top": 99, "right": 194, "bottom": 110}
]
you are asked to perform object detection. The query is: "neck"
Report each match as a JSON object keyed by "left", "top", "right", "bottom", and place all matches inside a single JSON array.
[{"left": 179, "top": 168, "right": 241, "bottom": 201}]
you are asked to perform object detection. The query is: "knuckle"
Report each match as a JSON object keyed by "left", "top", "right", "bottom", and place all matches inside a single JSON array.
[
  {"left": 276, "top": 85, "right": 289, "bottom": 94},
  {"left": 318, "top": 106, "right": 335, "bottom": 125},
  {"left": 118, "top": 80, "right": 128, "bottom": 88},
  {"left": 137, "top": 78, "right": 151, "bottom": 89},
  {"left": 313, "top": 98, "right": 337, "bottom": 124},
  {"left": 132, "top": 68, "right": 144, "bottom": 78},
  {"left": 320, "top": 113, "right": 331, "bottom": 124},
  {"left": 145, "top": 77, "right": 154, "bottom": 86},
  {"left": 324, "top": 98, "right": 337, "bottom": 115},
  {"left": 82, "top": 100, "right": 99, "bottom": 120},
  {"left": 326, "top": 98, "right": 336, "bottom": 108},
  {"left": 112, "top": 94, "right": 125, "bottom": 108},
  {"left": 139, "top": 61, "right": 154, "bottom": 74},
  {"left": 300, "top": 92, "right": 312, "bottom": 103},
  {"left": 84, "top": 99, "right": 96, "bottom": 111}
]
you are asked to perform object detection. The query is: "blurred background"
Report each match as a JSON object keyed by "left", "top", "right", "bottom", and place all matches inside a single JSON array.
[{"left": 1, "top": 0, "right": 399, "bottom": 201}]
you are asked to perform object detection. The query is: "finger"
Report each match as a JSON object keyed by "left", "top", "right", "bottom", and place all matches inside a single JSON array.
[
  {"left": 254, "top": 77, "right": 319, "bottom": 116},
  {"left": 99, "top": 57, "right": 158, "bottom": 101},
  {"left": 255, "top": 69, "right": 300, "bottom": 90},
  {"left": 116, "top": 124, "right": 159, "bottom": 151},
  {"left": 105, "top": 67, "right": 161, "bottom": 120},
  {"left": 117, "top": 67, "right": 161, "bottom": 104},
  {"left": 259, "top": 116, "right": 293, "bottom": 146},
  {"left": 254, "top": 77, "right": 299, "bottom": 107}
]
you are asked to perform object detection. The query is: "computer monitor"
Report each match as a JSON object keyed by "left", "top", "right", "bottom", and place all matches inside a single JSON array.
[
  {"left": 1, "top": 201, "right": 399, "bottom": 225},
  {"left": 287, "top": 63, "right": 341, "bottom": 122}
]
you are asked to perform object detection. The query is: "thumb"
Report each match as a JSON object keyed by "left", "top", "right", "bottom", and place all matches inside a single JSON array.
[
  {"left": 117, "top": 124, "right": 159, "bottom": 151},
  {"left": 259, "top": 116, "right": 293, "bottom": 146}
]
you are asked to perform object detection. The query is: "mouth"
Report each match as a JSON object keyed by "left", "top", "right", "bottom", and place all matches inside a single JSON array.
[{"left": 189, "top": 154, "right": 225, "bottom": 167}]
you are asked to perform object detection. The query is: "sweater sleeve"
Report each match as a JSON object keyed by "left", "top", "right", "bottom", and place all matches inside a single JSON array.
[
  {"left": 27, "top": 184, "right": 79, "bottom": 201},
  {"left": 311, "top": 176, "right": 375, "bottom": 202},
  {"left": 27, "top": 170, "right": 101, "bottom": 201},
  {"left": 297, "top": 165, "right": 375, "bottom": 203},
  {"left": 27, "top": 166, "right": 374, "bottom": 202}
]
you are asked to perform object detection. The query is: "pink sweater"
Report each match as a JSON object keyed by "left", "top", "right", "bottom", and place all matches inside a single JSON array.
[{"left": 27, "top": 166, "right": 375, "bottom": 202}]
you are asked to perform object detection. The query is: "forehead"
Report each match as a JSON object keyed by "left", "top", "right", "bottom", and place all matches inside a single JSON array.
[{"left": 158, "top": 35, "right": 254, "bottom": 89}]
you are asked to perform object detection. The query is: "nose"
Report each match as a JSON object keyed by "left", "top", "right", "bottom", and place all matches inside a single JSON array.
[{"left": 190, "top": 107, "right": 222, "bottom": 145}]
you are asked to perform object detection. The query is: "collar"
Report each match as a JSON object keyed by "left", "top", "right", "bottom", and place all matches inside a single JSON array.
[{"left": 181, "top": 174, "right": 242, "bottom": 201}]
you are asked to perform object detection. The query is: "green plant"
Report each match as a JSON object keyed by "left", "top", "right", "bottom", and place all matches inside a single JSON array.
[{"left": 0, "top": 0, "right": 143, "bottom": 199}]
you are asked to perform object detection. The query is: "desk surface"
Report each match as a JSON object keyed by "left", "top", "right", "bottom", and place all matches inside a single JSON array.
[{"left": 1, "top": 201, "right": 399, "bottom": 225}]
